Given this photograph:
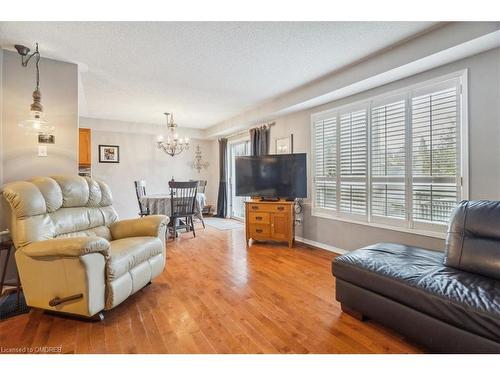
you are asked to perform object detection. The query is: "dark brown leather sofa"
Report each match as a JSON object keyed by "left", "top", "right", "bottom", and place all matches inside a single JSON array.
[{"left": 332, "top": 200, "right": 500, "bottom": 353}]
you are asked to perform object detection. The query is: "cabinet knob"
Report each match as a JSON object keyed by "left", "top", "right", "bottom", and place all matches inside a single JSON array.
[
  {"left": 251, "top": 206, "right": 259, "bottom": 210},
  {"left": 255, "top": 216, "right": 262, "bottom": 220},
  {"left": 256, "top": 229, "right": 263, "bottom": 233},
  {"left": 277, "top": 206, "right": 285, "bottom": 211}
]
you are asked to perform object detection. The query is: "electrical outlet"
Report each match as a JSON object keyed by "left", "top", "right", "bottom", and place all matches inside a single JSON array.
[{"left": 38, "top": 145, "right": 48, "bottom": 157}]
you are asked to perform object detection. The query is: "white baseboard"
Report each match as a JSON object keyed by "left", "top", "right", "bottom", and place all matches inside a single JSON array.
[{"left": 295, "top": 236, "right": 349, "bottom": 255}]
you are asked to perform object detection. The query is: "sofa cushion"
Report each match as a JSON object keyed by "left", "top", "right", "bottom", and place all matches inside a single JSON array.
[
  {"left": 1, "top": 176, "right": 118, "bottom": 249},
  {"left": 445, "top": 200, "right": 500, "bottom": 280},
  {"left": 31, "top": 177, "right": 63, "bottom": 212},
  {"left": 107, "top": 236, "right": 163, "bottom": 280},
  {"left": 333, "top": 243, "right": 500, "bottom": 342},
  {"left": 51, "top": 175, "right": 90, "bottom": 208}
]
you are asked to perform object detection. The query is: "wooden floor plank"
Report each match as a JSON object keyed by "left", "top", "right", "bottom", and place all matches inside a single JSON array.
[{"left": 0, "top": 224, "right": 424, "bottom": 354}]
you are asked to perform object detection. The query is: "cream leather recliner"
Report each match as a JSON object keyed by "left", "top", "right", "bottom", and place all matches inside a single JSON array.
[{"left": 1, "top": 175, "right": 169, "bottom": 319}]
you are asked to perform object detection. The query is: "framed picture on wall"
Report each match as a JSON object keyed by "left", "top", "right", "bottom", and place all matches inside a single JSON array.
[
  {"left": 38, "top": 133, "right": 55, "bottom": 144},
  {"left": 276, "top": 134, "right": 293, "bottom": 154},
  {"left": 98, "top": 145, "right": 120, "bottom": 163}
]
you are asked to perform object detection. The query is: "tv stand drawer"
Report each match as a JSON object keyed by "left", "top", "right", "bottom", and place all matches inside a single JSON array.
[
  {"left": 248, "top": 203, "right": 264, "bottom": 211},
  {"left": 249, "top": 224, "right": 271, "bottom": 238},
  {"left": 248, "top": 203, "right": 291, "bottom": 213},
  {"left": 249, "top": 212, "right": 270, "bottom": 224}
]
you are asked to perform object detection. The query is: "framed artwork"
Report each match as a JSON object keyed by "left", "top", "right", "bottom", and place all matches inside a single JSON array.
[
  {"left": 275, "top": 134, "right": 293, "bottom": 154},
  {"left": 99, "top": 145, "right": 120, "bottom": 163},
  {"left": 38, "top": 133, "right": 55, "bottom": 144}
]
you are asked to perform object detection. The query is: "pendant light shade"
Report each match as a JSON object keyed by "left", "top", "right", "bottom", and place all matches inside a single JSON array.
[
  {"left": 15, "top": 43, "right": 53, "bottom": 133},
  {"left": 18, "top": 111, "right": 53, "bottom": 133},
  {"left": 18, "top": 88, "right": 54, "bottom": 133}
]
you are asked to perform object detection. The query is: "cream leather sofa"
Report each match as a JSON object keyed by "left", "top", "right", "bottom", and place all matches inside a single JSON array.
[{"left": 1, "top": 175, "right": 169, "bottom": 319}]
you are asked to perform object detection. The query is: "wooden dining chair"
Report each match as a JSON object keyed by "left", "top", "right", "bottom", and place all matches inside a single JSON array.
[
  {"left": 189, "top": 180, "right": 207, "bottom": 193},
  {"left": 134, "top": 180, "right": 150, "bottom": 217},
  {"left": 168, "top": 181, "right": 198, "bottom": 238},
  {"left": 197, "top": 180, "right": 208, "bottom": 194},
  {"left": 189, "top": 180, "right": 207, "bottom": 228}
]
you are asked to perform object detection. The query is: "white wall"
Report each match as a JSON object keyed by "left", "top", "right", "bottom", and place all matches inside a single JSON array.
[
  {"left": 0, "top": 49, "right": 78, "bottom": 283},
  {"left": 1, "top": 51, "right": 79, "bottom": 183},
  {"left": 267, "top": 47, "right": 500, "bottom": 252},
  {"left": 82, "top": 117, "right": 219, "bottom": 219},
  {"left": 0, "top": 49, "right": 79, "bottom": 229}
]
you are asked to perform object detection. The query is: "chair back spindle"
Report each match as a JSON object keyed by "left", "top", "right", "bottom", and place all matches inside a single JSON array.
[
  {"left": 189, "top": 180, "right": 207, "bottom": 194},
  {"left": 134, "top": 180, "right": 149, "bottom": 216}
]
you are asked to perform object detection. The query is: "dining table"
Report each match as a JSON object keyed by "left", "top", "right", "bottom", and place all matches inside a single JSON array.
[{"left": 139, "top": 192, "right": 206, "bottom": 221}]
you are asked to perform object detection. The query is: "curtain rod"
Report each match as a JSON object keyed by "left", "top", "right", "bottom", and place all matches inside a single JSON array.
[{"left": 223, "top": 121, "right": 276, "bottom": 140}]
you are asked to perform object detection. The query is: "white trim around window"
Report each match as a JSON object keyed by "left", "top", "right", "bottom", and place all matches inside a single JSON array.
[{"left": 311, "top": 70, "right": 469, "bottom": 238}]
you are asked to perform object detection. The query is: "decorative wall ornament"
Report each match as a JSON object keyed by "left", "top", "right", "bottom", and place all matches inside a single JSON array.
[{"left": 191, "top": 145, "right": 210, "bottom": 173}]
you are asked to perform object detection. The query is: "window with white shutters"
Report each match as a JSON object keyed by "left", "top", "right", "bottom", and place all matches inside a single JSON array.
[
  {"left": 411, "top": 85, "right": 459, "bottom": 226},
  {"left": 339, "top": 109, "right": 367, "bottom": 215},
  {"left": 371, "top": 99, "right": 406, "bottom": 223},
  {"left": 311, "top": 71, "right": 467, "bottom": 235},
  {"left": 313, "top": 117, "right": 337, "bottom": 211}
]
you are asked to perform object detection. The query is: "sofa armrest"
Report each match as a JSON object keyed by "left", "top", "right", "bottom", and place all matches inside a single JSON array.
[
  {"left": 110, "top": 215, "right": 169, "bottom": 240},
  {"left": 21, "top": 237, "right": 110, "bottom": 258}
]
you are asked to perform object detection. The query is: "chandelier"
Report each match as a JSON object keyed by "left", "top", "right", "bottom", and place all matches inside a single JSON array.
[{"left": 156, "top": 112, "right": 190, "bottom": 157}]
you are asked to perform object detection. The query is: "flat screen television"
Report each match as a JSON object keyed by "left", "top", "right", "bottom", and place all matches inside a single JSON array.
[{"left": 235, "top": 153, "right": 307, "bottom": 199}]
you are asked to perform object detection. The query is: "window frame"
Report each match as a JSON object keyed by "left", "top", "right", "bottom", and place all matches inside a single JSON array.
[{"left": 311, "top": 70, "right": 469, "bottom": 239}]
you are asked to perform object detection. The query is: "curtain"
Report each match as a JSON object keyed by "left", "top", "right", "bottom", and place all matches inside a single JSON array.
[
  {"left": 216, "top": 138, "right": 228, "bottom": 218},
  {"left": 250, "top": 125, "right": 269, "bottom": 156}
]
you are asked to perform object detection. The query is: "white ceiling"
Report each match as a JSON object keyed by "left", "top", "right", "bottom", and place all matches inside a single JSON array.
[{"left": 0, "top": 22, "right": 437, "bottom": 129}]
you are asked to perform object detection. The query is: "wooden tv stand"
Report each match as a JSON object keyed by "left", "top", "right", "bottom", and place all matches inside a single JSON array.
[{"left": 245, "top": 199, "right": 295, "bottom": 248}]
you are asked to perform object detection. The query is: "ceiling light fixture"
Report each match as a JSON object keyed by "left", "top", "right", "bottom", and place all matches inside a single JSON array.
[
  {"left": 15, "top": 43, "right": 54, "bottom": 134},
  {"left": 156, "top": 112, "right": 190, "bottom": 157}
]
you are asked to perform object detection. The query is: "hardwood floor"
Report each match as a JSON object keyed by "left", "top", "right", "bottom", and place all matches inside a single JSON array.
[{"left": 0, "top": 224, "right": 423, "bottom": 354}]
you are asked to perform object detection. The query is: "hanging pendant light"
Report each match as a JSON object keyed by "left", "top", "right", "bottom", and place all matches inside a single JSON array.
[{"left": 15, "top": 43, "right": 54, "bottom": 134}]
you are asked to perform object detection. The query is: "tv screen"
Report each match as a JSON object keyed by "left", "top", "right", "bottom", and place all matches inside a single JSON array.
[{"left": 235, "top": 153, "right": 307, "bottom": 199}]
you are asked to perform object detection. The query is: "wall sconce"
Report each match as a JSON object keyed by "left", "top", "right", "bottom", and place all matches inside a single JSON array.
[
  {"left": 15, "top": 43, "right": 54, "bottom": 134},
  {"left": 191, "top": 145, "right": 210, "bottom": 173}
]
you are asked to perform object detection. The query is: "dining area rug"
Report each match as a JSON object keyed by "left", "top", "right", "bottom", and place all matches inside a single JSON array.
[{"left": 203, "top": 218, "right": 244, "bottom": 230}]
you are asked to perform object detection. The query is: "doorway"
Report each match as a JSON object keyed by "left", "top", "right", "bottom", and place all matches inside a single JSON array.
[{"left": 228, "top": 139, "right": 250, "bottom": 220}]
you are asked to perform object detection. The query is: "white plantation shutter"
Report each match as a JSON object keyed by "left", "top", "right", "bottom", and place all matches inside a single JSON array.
[
  {"left": 371, "top": 99, "right": 406, "bottom": 222},
  {"left": 313, "top": 117, "right": 337, "bottom": 211},
  {"left": 411, "top": 84, "right": 459, "bottom": 225},
  {"left": 311, "top": 73, "right": 464, "bottom": 232},
  {"left": 339, "top": 109, "right": 367, "bottom": 215}
]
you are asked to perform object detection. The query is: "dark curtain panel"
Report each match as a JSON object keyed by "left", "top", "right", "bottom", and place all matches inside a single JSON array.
[
  {"left": 216, "top": 138, "right": 228, "bottom": 218},
  {"left": 250, "top": 126, "right": 269, "bottom": 156}
]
